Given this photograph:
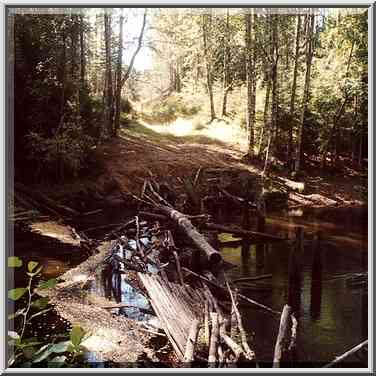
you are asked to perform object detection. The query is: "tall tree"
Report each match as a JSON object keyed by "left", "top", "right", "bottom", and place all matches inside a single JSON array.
[
  {"left": 245, "top": 10, "right": 255, "bottom": 157},
  {"left": 202, "top": 12, "right": 216, "bottom": 122},
  {"left": 114, "top": 10, "right": 124, "bottom": 136},
  {"left": 287, "top": 15, "right": 302, "bottom": 166},
  {"left": 104, "top": 12, "right": 114, "bottom": 137},
  {"left": 221, "top": 8, "right": 231, "bottom": 117},
  {"left": 295, "top": 13, "right": 315, "bottom": 172}
]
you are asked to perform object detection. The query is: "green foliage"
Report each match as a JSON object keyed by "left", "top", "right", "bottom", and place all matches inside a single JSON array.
[
  {"left": 26, "top": 123, "right": 95, "bottom": 182},
  {"left": 8, "top": 256, "right": 23, "bottom": 268},
  {"left": 7, "top": 258, "right": 88, "bottom": 368}
]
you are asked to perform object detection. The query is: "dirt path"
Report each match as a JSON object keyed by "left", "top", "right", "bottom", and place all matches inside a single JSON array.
[{"left": 40, "top": 120, "right": 367, "bottom": 210}]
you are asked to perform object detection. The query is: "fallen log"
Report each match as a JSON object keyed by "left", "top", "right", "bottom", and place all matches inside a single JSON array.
[
  {"left": 221, "top": 333, "right": 244, "bottom": 360},
  {"left": 15, "top": 182, "right": 80, "bottom": 218},
  {"left": 233, "top": 274, "right": 272, "bottom": 283},
  {"left": 184, "top": 319, "right": 200, "bottom": 366},
  {"left": 156, "top": 205, "right": 222, "bottom": 265},
  {"left": 204, "top": 223, "right": 286, "bottom": 243},
  {"left": 273, "top": 304, "right": 292, "bottom": 368},
  {"left": 323, "top": 340, "right": 368, "bottom": 368},
  {"left": 183, "top": 267, "right": 280, "bottom": 315}
]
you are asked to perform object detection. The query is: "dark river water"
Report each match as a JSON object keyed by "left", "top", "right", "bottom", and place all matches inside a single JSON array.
[
  {"left": 220, "top": 206, "right": 368, "bottom": 367},
  {"left": 12, "top": 205, "right": 368, "bottom": 367}
]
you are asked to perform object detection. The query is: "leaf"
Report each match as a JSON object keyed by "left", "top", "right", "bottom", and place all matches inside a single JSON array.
[
  {"left": 8, "top": 288, "right": 27, "bottom": 301},
  {"left": 48, "top": 355, "right": 66, "bottom": 367},
  {"left": 38, "top": 278, "right": 57, "bottom": 290},
  {"left": 31, "top": 297, "right": 49, "bottom": 310},
  {"left": 50, "top": 341, "right": 71, "bottom": 354},
  {"left": 8, "top": 256, "right": 22, "bottom": 268},
  {"left": 28, "top": 261, "right": 39, "bottom": 272},
  {"left": 70, "top": 326, "right": 85, "bottom": 347}
]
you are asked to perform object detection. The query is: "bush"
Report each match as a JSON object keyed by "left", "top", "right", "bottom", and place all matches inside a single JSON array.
[{"left": 26, "top": 122, "right": 95, "bottom": 182}]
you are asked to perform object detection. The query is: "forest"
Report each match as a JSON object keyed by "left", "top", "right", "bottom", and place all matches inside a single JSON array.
[{"left": 8, "top": 7, "right": 368, "bottom": 369}]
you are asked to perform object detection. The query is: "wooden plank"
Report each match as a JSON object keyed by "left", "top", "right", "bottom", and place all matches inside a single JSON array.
[{"left": 138, "top": 273, "right": 204, "bottom": 361}]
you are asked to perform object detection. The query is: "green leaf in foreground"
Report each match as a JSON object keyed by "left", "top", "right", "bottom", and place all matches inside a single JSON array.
[
  {"left": 70, "top": 326, "right": 85, "bottom": 347},
  {"left": 31, "top": 297, "right": 49, "bottom": 310},
  {"left": 28, "top": 261, "right": 39, "bottom": 272},
  {"left": 38, "top": 278, "right": 57, "bottom": 290},
  {"left": 8, "top": 288, "right": 27, "bottom": 301},
  {"left": 8, "top": 256, "right": 22, "bottom": 268}
]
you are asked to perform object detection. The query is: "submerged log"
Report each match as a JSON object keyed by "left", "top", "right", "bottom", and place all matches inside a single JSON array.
[
  {"left": 156, "top": 205, "right": 222, "bottom": 265},
  {"left": 184, "top": 319, "right": 200, "bottom": 366},
  {"left": 273, "top": 304, "right": 292, "bottom": 368},
  {"left": 233, "top": 274, "right": 272, "bottom": 283}
]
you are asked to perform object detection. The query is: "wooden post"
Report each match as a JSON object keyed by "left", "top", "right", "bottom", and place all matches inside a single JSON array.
[
  {"left": 208, "top": 312, "right": 219, "bottom": 367},
  {"left": 184, "top": 319, "right": 200, "bottom": 366},
  {"left": 273, "top": 304, "right": 292, "bottom": 368}
]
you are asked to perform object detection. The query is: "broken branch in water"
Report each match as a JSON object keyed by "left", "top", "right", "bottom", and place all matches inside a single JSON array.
[{"left": 323, "top": 340, "right": 368, "bottom": 368}]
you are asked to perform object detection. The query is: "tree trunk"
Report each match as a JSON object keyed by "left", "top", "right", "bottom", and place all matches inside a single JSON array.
[
  {"left": 202, "top": 13, "right": 216, "bottom": 122},
  {"left": 221, "top": 8, "right": 230, "bottom": 117},
  {"left": 104, "top": 13, "right": 114, "bottom": 137},
  {"left": 245, "top": 11, "right": 255, "bottom": 157},
  {"left": 295, "top": 14, "right": 314, "bottom": 172},
  {"left": 79, "top": 13, "right": 86, "bottom": 118},
  {"left": 258, "top": 76, "right": 271, "bottom": 156},
  {"left": 114, "top": 11, "right": 124, "bottom": 137},
  {"left": 270, "top": 14, "right": 279, "bottom": 162},
  {"left": 287, "top": 15, "right": 302, "bottom": 166}
]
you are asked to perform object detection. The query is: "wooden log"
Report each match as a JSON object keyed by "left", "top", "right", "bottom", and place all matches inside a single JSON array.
[
  {"left": 226, "top": 280, "right": 255, "bottom": 361},
  {"left": 184, "top": 319, "right": 200, "bottom": 366},
  {"left": 208, "top": 312, "right": 219, "bottom": 367},
  {"left": 221, "top": 333, "right": 244, "bottom": 360},
  {"left": 173, "top": 251, "right": 185, "bottom": 285},
  {"left": 230, "top": 289, "right": 238, "bottom": 339},
  {"left": 15, "top": 182, "right": 80, "bottom": 217},
  {"left": 204, "top": 301, "right": 210, "bottom": 346},
  {"left": 233, "top": 274, "right": 272, "bottom": 283},
  {"left": 273, "top": 304, "right": 292, "bottom": 368},
  {"left": 204, "top": 222, "right": 286, "bottom": 243},
  {"left": 183, "top": 267, "right": 280, "bottom": 315},
  {"left": 323, "top": 340, "right": 368, "bottom": 368},
  {"left": 156, "top": 205, "right": 222, "bottom": 265},
  {"left": 139, "top": 211, "right": 168, "bottom": 222}
]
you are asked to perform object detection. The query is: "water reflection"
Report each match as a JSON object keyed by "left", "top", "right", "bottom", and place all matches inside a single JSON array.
[{"left": 221, "top": 206, "right": 367, "bottom": 366}]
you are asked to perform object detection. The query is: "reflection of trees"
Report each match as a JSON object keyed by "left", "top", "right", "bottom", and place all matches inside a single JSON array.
[{"left": 310, "top": 236, "right": 323, "bottom": 320}]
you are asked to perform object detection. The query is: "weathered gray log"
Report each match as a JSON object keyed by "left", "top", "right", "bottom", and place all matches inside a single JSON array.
[
  {"left": 221, "top": 333, "right": 244, "bottom": 360},
  {"left": 323, "top": 340, "right": 368, "bottom": 368},
  {"left": 156, "top": 205, "right": 222, "bottom": 265},
  {"left": 184, "top": 319, "right": 200, "bottom": 366},
  {"left": 204, "top": 301, "right": 210, "bottom": 346},
  {"left": 273, "top": 304, "right": 292, "bottom": 368},
  {"left": 208, "top": 312, "right": 219, "bottom": 367}
]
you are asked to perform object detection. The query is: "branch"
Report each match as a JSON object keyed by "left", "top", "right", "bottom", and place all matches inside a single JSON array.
[{"left": 121, "top": 9, "right": 147, "bottom": 87}]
